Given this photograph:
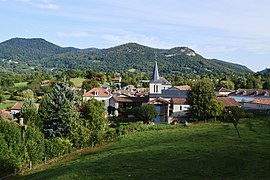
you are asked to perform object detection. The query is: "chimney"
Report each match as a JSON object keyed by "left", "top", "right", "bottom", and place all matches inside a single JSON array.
[{"left": 19, "top": 118, "right": 24, "bottom": 126}]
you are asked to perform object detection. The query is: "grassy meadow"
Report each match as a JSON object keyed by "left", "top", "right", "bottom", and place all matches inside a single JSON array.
[
  {"left": 70, "top": 78, "right": 86, "bottom": 87},
  {"left": 18, "top": 116, "right": 270, "bottom": 179},
  {"left": 14, "top": 82, "right": 28, "bottom": 88},
  {"left": 0, "top": 100, "right": 16, "bottom": 109}
]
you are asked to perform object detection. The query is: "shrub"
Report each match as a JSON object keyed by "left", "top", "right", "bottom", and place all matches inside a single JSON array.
[{"left": 44, "top": 138, "right": 73, "bottom": 159}]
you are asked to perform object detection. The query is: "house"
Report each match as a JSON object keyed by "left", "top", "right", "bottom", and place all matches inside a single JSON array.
[
  {"left": 112, "top": 90, "right": 135, "bottom": 97},
  {"left": 233, "top": 89, "right": 270, "bottom": 97},
  {"left": 0, "top": 109, "right": 13, "bottom": 120},
  {"left": 171, "top": 98, "right": 190, "bottom": 118},
  {"left": 83, "top": 88, "right": 112, "bottom": 110},
  {"left": 148, "top": 62, "right": 191, "bottom": 123},
  {"left": 215, "top": 87, "right": 234, "bottom": 96},
  {"left": 148, "top": 97, "right": 170, "bottom": 123},
  {"left": 10, "top": 102, "right": 40, "bottom": 117},
  {"left": 216, "top": 97, "right": 241, "bottom": 107},
  {"left": 109, "top": 94, "right": 148, "bottom": 116},
  {"left": 242, "top": 98, "right": 270, "bottom": 110}
]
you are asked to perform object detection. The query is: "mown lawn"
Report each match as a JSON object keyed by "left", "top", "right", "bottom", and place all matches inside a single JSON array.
[
  {"left": 0, "top": 100, "right": 16, "bottom": 109},
  {"left": 14, "top": 82, "right": 28, "bottom": 88},
  {"left": 70, "top": 78, "right": 86, "bottom": 87},
  {"left": 19, "top": 117, "right": 270, "bottom": 179}
]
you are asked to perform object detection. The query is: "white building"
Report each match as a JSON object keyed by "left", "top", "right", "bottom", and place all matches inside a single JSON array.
[{"left": 83, "top": 87, "right": 112, "bottom": 110}]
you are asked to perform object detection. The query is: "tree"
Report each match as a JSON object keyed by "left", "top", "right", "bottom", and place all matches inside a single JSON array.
[
  {"left": 132, "top": 104, "right": 158, "bottom": 123},
  {"left": 81, "top": 98, "right": 107, "bottom": 146},
  {"left": 21, "top": 98, "right": 41, "bottom": 127},
  {"left": 219, "top": 80, "right": 235, "bottom": 90},
  {"left": 39, "top": 79, "right": 79, "bottom": 138},
  {"left": 0, "top": 89, "right": 5, "bottom": 103},
  {"left": 263, "top": 78, "right": 270, "bottom": 90},
  {"left": 188, "top": 80, "right": 215, "bottom": 121},
  {"left": 22, "top": 89, "right": 34, "bottom": 99},
  {"left": 223, "top": 107, "right": 245, "bottom": 138},
  {"left": 81, "top": 80, "right": 100, "bottom": 91},
  {"left": 206, "top": 100, "right": 224, "bottom": 122}
]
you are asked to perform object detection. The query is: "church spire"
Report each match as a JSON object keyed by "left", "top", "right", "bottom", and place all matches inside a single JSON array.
[{"left": 151, "top": 61, "right": 160, "bottom": 82}]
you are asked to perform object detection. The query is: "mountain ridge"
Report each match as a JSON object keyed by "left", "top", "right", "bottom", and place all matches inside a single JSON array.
[{"left": 0, "top": 38, "right": 253, "bottom": 75}]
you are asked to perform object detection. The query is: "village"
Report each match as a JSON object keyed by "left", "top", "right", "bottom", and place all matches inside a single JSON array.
[{"left": 1, "top": 62, "right": 270, "bottom": 125}]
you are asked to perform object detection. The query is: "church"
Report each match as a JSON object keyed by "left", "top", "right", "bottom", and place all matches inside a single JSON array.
[{"left": 148, "top": 62, "right": 190, "bottom": 123}]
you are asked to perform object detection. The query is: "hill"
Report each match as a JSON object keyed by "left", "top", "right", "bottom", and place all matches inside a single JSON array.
[
  {"left": 260, "top": 68, "right": 270, "bottom": 74},
  {"left": 0, "top": 38, "right": 253, "bottom": 75},
  {"left": 19, "top": 119, "right": 270, "bottom": 179}
]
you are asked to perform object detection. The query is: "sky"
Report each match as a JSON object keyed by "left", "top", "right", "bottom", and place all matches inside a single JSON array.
[{"left": 0, "top": 0, "right": 270, "bottom": 72}]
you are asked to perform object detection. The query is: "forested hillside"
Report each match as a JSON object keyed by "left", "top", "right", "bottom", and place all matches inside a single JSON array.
[{"left": 0, "top": 38, "right": 253, "bottom": 75}]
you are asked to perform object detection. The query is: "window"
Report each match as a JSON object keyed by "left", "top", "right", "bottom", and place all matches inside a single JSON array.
[
  {"left": 94, "top": 91, "right": 99, "bottom": 96},
  {"left": 153, "top": 84, "right": 159, "bottom": 93}
]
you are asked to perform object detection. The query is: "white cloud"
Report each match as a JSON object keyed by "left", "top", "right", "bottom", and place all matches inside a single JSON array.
[
  {"left": 17, "top": 0, "right": 59, "bottom": 10},
  {"left": 36, "top": 3, "right": 58, "bottom": 10},
  {"left": 57, "top": 31, "right": 91, "bottom": 38}
]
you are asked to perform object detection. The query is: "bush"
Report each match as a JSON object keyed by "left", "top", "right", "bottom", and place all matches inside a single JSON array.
[
  {"left": 44, "top": 138, "right": 73, "bottom": 159},
  {"left": 116, "top": 121, "right": 146, "bottom": 136},
  {"left": 24, "top": 126, "right": 45, "bottom": 165},
  {"left": 104, "top": 128, "right": 117, "bottom": 142}
]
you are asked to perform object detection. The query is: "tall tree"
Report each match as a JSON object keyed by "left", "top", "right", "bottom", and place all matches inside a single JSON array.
[
  {"left": 132, "top": 104, "right": 159, "bottom": 123},
  {"left": 206, "top": 100, "right": 224, "bottom": 122},
  {"left": 21, "top": 98, "right": 41, "bottom": 127},
  {"left": 263, "top": 78, "right": 270, "bottom": 90},
  {"left": 39, "top": 79, "right": 79, "bottom": 138},
  {"left": 81, "top": 98, "right": 107, "bottom": 146},
  {"left": 188, "top": 80, "right": 215, "bottom": 121},
  {"left": 81, "top": 80, "right": 100, "bottom": 91}
]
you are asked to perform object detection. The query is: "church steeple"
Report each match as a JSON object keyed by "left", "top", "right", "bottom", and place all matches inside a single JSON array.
[{"left": 151, "top": 61, "right": 160, "bottom": 82}]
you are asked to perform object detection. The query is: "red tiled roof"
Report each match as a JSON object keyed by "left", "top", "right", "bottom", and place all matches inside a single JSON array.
[
  {"left": 252, "top": 98, "right": 270, "bottom": 105},
  {"left": 89, "top": 77, "right": 101, "bottom": 81},
  {"left": 83, "top": 88, "right": 111, "bottom": 97},
  {"left": 10, "top": 102, "right": 40, "bottom": 110},
  {"left": 148, "top": 97, "right": 170, "bottom": 104},
  {"left": 174, "top": 85, "right": 191, "bottom": 90},
  {"left": 10, "top": 102, "right": 23, "bottom": 110},
  {"left": 112, "top": 90, "right": 134, "bottom": 96},
  {"left": 113, "top": 96, "right": 148, "bottom": 103},
  {"left": 171, "top": 98, "right": 187, "bottom": 105},
  {"left": 0, "top": 109, "right": 13, "bottom": 120},
  {"left": 216, "top": 87, "right": 233, "bottom": 92},
  {"left": 216, "top": 97, "right": 241, "bottom": 107}
]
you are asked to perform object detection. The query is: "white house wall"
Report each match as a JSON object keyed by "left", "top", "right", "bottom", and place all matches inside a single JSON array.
[
  {"left": 172, "top": 104, "right": 190, "bottom": 117},
  {"left": 84, "top": 96, "right": 111, "bottom": 110}
]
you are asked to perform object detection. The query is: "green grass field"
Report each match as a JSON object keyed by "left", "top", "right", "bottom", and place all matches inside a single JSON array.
[
  {"left": 70, "top": 78, "right": 86, "bottom": 87},
  {"left": 0, "top": 100, "right": 17, "bottom": 109},
  {"left": 14, "top": 82, "right": 28, "bottom": 87},
  {"left": 19, "top": 117, "right": 270, "bottom": 179}
]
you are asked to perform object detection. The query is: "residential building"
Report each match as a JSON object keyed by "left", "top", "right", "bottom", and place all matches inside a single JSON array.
[
  {"left": 242, "top": 98, "right": 270, "bottom": 110},
  {"left": 215, "top": 87, "right": 234, "bottom": 96},
  {"left": 83, "top": 87, "right": 112, "bottom": 110},
  {"left": 109, "top": 94, "right": 148, "bottom": 116}
]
